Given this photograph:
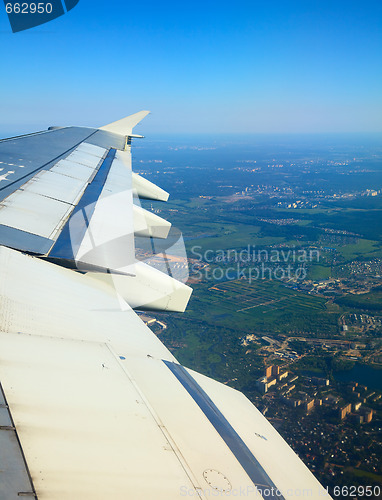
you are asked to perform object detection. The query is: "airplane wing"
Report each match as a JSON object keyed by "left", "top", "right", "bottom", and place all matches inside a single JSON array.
[{"left": 0, "top": 113, "right": 331, "bottom": 499}]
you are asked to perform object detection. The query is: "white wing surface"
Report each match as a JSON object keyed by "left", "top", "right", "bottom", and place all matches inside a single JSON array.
[{"left": 0, "top": 113, "right": 331, "bottom": 499}]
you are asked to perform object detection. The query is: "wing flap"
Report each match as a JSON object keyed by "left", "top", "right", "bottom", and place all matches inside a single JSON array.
[
  {"left": 0, "top": 141, "right": 107, "bottom": 252},
  {"left": 0, "top": 190, "right": 74, "bottom": 240},
  {"left": 20, "top": 169, "right": 87, "bottom": 205},
  {"left": 0, "top": 116, "right": 183, "bottom": 312}
]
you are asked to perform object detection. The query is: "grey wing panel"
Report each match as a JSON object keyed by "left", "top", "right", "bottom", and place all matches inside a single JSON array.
[
  {"left": 0, "top": 127, "right": 96, "bottom": 200},
  {"left": 0, "top": 127, "right": 125, "bottom": 201},
  {"left": 0, "top": 128, "right": 126, "bottom": 255},
  {"left": 0, "top": 224, "right": 53, "bottom": 255}
]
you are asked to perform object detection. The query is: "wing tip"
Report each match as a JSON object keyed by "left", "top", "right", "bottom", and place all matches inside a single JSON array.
[{"left": 99, "top": 110, "right": 150, "bottom": 136}]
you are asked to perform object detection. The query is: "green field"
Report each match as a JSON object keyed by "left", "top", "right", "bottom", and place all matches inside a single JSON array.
[
  {"left": 185, "top": 278, "right": 340, "bottom": 336},
  {"left": 185, "top": 223, "right": 285, "bottom": 252},
  {"left": 306, "top": 264, "right": 332, "bottom": 280},
  {"left": 153, "top": 195, "right": 381, "bottom": 337},
  {"left": 336, "top": 288, "right": 382, "bottom": 312},
  {"left": 338, "top": 238, "right": 381, "bottom": 261},
  {"left": 156, "top": 198, "right": 382, "bottom": 274}
]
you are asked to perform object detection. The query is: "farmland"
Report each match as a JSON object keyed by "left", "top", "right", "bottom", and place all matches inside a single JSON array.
[{"left": 186, "top": 278, "right": 339, "bottom": 336}]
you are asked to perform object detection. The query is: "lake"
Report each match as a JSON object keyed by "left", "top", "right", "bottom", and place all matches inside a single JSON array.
[
  {"left": 301, "top": 365, "right": 382, "bottom": 391},
  {"left": 334, "top": 364, "right": 382, "bottom": 391}
]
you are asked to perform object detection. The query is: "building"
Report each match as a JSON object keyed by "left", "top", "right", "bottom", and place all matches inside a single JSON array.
[
  {"left": 289, "top": 375, "right": 299, "bottom": 384},
  {"left": 339, "top": 403, "right": 352, "bottom": 420},
  {"left": 365, "top": 392, "right": 376, "bottom": 400},
  {"left": 353, "top": 402, "right": 362, "bottom": 412},
  {"left": 267, "top": 378, "right": 277, "bottom": 389},
  {"left": 311, "top": 377, "right": 329, "bottom": 386},
  {"left": 283, "top": 397, "right": 301, "bottom": 408},
  {"left": 262, "top": 365, "right": 281, "bottom": 392},
  {"left": 278, "top": 371, "right": 288, "bottom": 381},
  {"left": 272, "top": 365, "right": 280, "bottom": 377},
  {"left": 326, "top": 394, "right": 340, "bottom": 405},
  {"left": 256, "top": 376, "right": 268, "bottom": 394},
  {"left": 139, "top": 314, "right": 156, "bottom": 326},
  {"left": 353, "top": 414, "right": 364, "bottom": 424},
  {"left": 363, "top": 409, "right": 373, "bottom": 423},
  {"left": 285, "top": 384, "right": 295, "bottom": 394},
  {"left": 304, "top": 399, "right": 315, "bottom": 412},
  {"left": 265, "top": 366, "right": 273, "bottom": 379},
  {"left": 265, "top": 365, "right": 281, "bottom": 379}
]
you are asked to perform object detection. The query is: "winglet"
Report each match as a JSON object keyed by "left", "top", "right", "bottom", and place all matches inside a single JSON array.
[{"left": 99, "top": 111, "right": 150, "bottom": 136}]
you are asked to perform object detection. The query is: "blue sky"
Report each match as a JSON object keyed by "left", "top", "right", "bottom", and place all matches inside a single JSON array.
[{"left": 1, "top": 0, "right": 381, "bottom": 134}]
